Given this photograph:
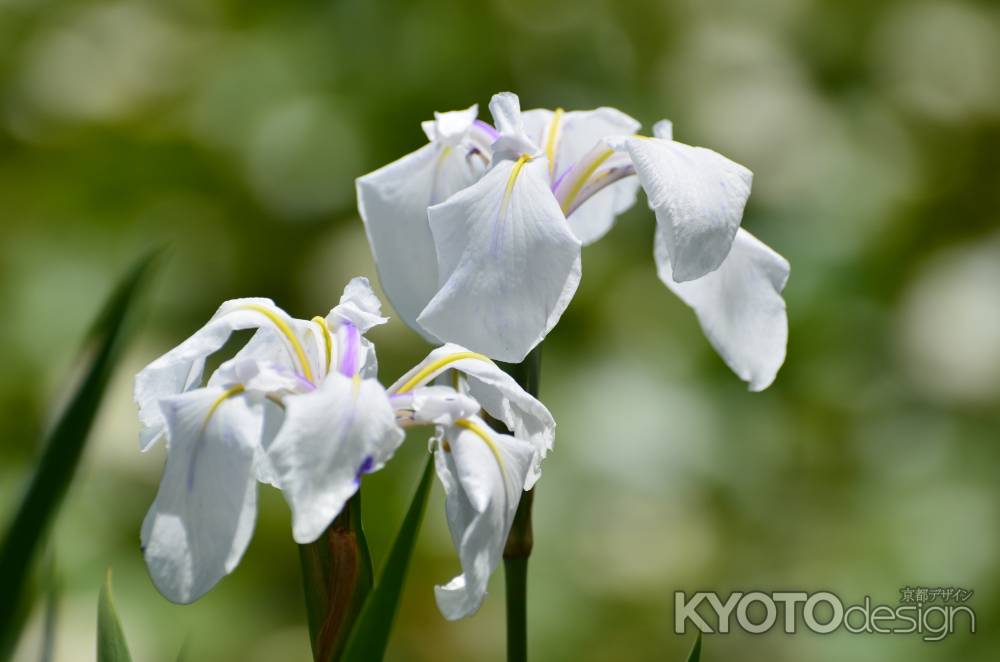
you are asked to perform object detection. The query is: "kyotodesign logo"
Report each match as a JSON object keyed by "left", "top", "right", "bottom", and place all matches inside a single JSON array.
[{"left": 674, "top": 588, "right": 975, "bottom": 642}]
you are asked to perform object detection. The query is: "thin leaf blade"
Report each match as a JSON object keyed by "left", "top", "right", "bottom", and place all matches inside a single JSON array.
[
  {"left": 685, "top": 632, "right": 702, "bottom": 662},
  {"left": 341, "top": 455, "right": 435, "bottom": 662},
  {"left": 39, "top": 554, "right": 58, "bottom": 662},
  {"left": 0, "top": 251, "right": 160, "bottom": 645},
  {"left": 97, "top": 569, "right": 133, "bottom": 662}
]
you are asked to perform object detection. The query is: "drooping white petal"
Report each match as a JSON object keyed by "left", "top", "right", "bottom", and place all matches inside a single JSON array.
[
  {"left": 624, "top": 132, "right": 752, "bottom": 282},
  {"left": 356, "top": 117, "right": 485, "bottom": 339},
  {"left": 418, "top": 157, "right": 582, "bottom": 363},
  {"left": 134, "top": 299, "right": 313, "bottom": 451},
  {"left": 140, "top": 388, "right": 262, "bottom": 603},
  {"left": 656, "top": 228, "right": 789, "bottom": 391},
  {"left": 433, "top": 416, "right": 534, "bottom": 620},
  {"left": 252, "top": 398, "right": 285, "bottom": 488},
  {"left": 329, "top": 276, "right": 388, "bottom": 332},
  {"left": 203, "top": 361, "right": 297, "bottom": 487},
  {"left": 267, "top": 373, "right": 404, "bottom": 543},
  {"left": 523, "top": 107, "right": 641, "bottom": 244},
  {"left": 389, "top": 343, "right": 555, "bottom": 488}
]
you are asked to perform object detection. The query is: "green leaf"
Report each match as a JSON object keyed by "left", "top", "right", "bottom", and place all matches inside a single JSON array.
[
  {"left": 299, "top": 490, "right": 374, "bottom": 662},
  {"left": 0, "top": 251, "right": 160, "bottom": 647},
  {"left": 97, "top": 569, "right": 134, "bottom": 662},
  {"left": 341, "top": 455, "right": 435, "bottom": 662},
  {"left": 39, "top": 554, "right": 59, "bottom": 662},
  {"left": 0, "top": 571, "right": 36, "bottom": 661},
  {"left": 685, "top": 632, "right": 702, "bottom": 662}
]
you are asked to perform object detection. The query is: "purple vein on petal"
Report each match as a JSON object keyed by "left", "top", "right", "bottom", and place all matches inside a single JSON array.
[
  {"left": 339, "top": 322, "right": 360, "bottom": 377},
  {"left": 552, "top": 164, "right": 573, "bottom": 192},
  {"left": 354, "top": 455, "right": 375, "bottom": 485},
  {"left": 474, "top": 119, "right": 499, "bottom": 140}
]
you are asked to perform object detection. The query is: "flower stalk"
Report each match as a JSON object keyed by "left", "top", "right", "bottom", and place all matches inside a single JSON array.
[
  {"left": 298, "top": 490, "right": 373, "bottom": 662},
  {"left": 498, "top": 344, "right": 542, "bottom": 662}
]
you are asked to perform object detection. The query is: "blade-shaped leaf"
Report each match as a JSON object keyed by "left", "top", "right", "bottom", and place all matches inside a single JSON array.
[
  {"left": 299, "top": 490, "right": 373, "bottom": 662},
  {"left": 98, "top": 569, "right": 133, "bottom": 662},
  {"left": 685, "top": 632, "right": 702, "bottom": 662},
  {"left": 40, "top": 554, "right": 58, "bottom": 662},
  {"left": 0, "top": 251, "right": 159, "bottom": 645},
  {"left": 0, "top": 571, "right": 35, "bottom": 661},
  {"left": 341, "top": 455, "right": 434, "bottom": 662}
]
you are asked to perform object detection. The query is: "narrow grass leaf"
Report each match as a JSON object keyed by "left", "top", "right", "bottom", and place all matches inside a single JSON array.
[
  {"left": 39, "top": 554, "right": 58, "bottom": 662},
  {"left": 0, "top": 251, "right": 160, "bottom": 644},
  {"left": 685, "top": 632, "right": 702, "bottom": 662},
  {"left": 97, "top": 569, "right": 133, "bottom": 662}
]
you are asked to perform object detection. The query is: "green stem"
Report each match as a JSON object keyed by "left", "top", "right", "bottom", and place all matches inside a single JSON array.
[
  {"left": 498, "top": 344, "right": 542, "bottom": 662},
  {"left": 298, "top": 490, "right": 373, "bottom": 662},
  {"left": 503, "top": 556, "right": 528, "bottom": 662}
]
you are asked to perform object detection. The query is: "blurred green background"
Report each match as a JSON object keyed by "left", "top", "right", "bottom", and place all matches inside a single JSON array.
[{"left": 2, "top": 0, "right": 999, "bottom": 660}]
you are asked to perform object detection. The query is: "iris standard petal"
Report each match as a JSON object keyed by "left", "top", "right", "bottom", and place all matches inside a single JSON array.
[
  {"left": 329, "top": 276, "right": 389, "bottom": 332},
  {"left": 624, "top": 133, "right": 752, "bottom": 282},
  {"left": 356, "top": 141, "right": 483, "bottom": 339},
  {"left": 656, "top": 228, "right": 789, "bottom": 391},
  {"left": 325, "top": 277, "right": 386, "bottom": 380},
  {"left": 421, "top": 105, "right": 479, "bottom": 143},
  {"left": 433, "top": 416, "right": 534, "bottom": 620},
  {"left": 267, "top": 373, "right": 404, "bottom": 543},
  {"left": 488, "top": 92, "right": 537, "bottom": 162},
  {"left": 134, "top": 299, "right": 315, "bottom": 451},
  {"left": 140, "top": 387, "right": 261, "bottom": 604},
  {"left": 389, "top": 343, "right": 555, "bottom": 489},
  {"left": 418, "top": 157, "right": 582, "bottom": 362}
]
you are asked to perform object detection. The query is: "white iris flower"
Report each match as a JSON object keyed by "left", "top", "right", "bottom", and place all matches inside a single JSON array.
[
  {"left": 135, "top": 277, "right": 554, "bottom": 619},
  {"left": 358, "top": 92, "right": 789, "bottom": 390}
]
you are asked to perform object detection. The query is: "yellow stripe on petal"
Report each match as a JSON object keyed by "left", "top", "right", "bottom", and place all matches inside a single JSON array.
[
  {"left": 499, "top": 153, "right": 532, "bottom": 226},
  {"left": 312, "top": 316, "right": 333, "bottom": 375},
  {"left": 455, "top": 418, "right": 507, "bottom": 481},
  {"left": 239, "top": 303, "right": 314, "bottom": 383},
  {"left": 559, "top": 147, "right": 614, "bottom": 214},
  {"left": 394, "top": 351, "right": 493, "bottom": 394},
  {"left": 544, "top": 108, "right": 564, "bottom": 178},
  {"left": 201, "top": 384, "right": 245, "bottom": 432},
  {"left": 435, "top": 145, "right": 453, "bottom": 172}
]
